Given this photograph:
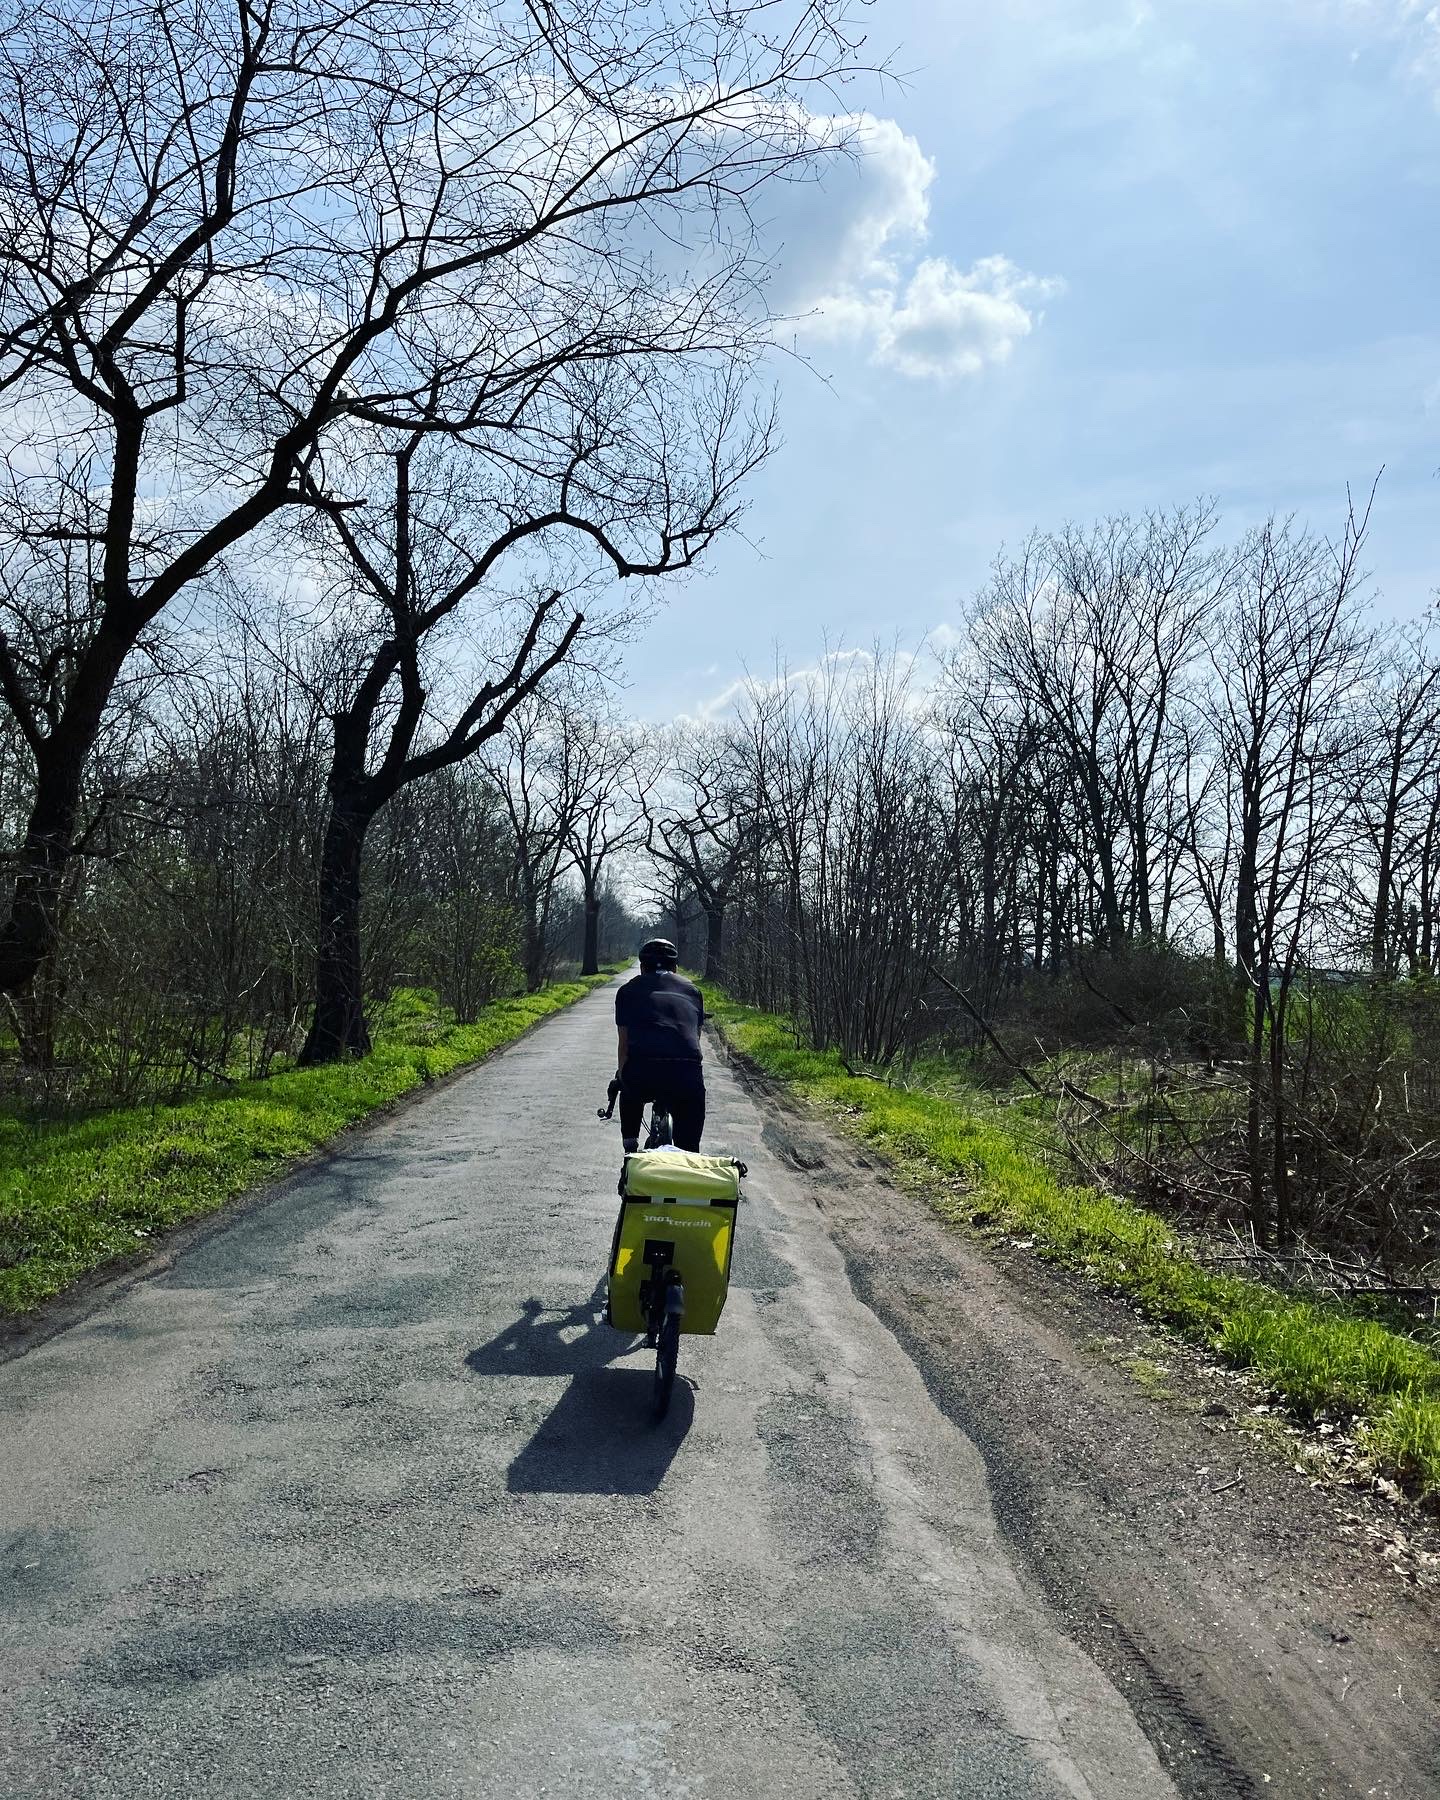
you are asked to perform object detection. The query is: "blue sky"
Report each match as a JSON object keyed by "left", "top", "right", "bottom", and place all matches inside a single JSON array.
[{"left": 644, "top": 0, "right": 1440, "bottom": 718}]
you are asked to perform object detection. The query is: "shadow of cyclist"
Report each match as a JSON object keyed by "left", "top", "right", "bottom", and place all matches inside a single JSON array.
[
  {"left": 464, "top": 1284, "right": 694, "bottom": 1496},
  {"left": 465, "top": 1287, "right": 625, "bottom": 1380}
]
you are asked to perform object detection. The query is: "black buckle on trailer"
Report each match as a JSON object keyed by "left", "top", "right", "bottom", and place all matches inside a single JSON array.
[{"left": 638, "top": 1236, "right": 676, "bottom": 1314}]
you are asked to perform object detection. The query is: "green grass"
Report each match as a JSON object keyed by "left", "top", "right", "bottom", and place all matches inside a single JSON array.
[
  {"left": 0, "top": 976, "right": 613, "bottom": 1314},
  {"left": 706, "top": 989, "right": 1440, "bottom": 1501}
]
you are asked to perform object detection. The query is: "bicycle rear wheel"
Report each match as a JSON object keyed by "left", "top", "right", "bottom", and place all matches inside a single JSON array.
[{"left": 652, "top": 1313, "right": 680, "bottom": 1418}]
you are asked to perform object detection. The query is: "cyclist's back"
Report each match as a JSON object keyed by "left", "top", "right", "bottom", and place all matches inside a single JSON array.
[
  {"left": 616, "top": 968, "right": 704, "bottom": 1061},
  {"left": 615, "top": 942, "right": 706, "bottom": 1152}
]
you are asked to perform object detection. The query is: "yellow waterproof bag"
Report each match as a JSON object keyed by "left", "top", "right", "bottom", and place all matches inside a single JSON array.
[{"left": 607, "top": 1151, "right": 742, "bottom": 1336}]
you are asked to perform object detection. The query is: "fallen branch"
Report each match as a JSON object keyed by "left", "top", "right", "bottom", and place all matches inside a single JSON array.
[{"left": 925, "top": 965, "right": 1045, "bottom": 1095}]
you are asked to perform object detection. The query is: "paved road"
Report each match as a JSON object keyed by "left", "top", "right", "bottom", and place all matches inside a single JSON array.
[{"left": 1, "top": 980, "right": 1175, "bottom": 1798}]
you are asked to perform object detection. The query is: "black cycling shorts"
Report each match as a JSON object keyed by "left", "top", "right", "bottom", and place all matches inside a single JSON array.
[{"left": 620, "top": 1057, "right": 706, "bottom": 1152}]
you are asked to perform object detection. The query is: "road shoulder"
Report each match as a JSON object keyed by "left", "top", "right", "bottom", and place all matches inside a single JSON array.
[{"left": 720, "top": 1037, "right": 1440, "bottom": 1800}]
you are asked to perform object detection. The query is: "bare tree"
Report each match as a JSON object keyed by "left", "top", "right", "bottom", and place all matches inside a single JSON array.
[
  {"left": 1206, "top": 507, "right": 1374, "bottom": 1246},
  {"left": 645, "top": 722, "right": 766, "bottom": 981},
  {"left": 363, "top": 765, "right": 520, "bottom": 1024},
  {"left": 969, "top": 506, "right": 1220, "bottom": 950},
  {"left": 482, "top": 694, "right": 583, "bottom": 995},
  {"left": 562, "top": 714, "right": 651, "bottom": 977},
  {"left": 637, "top": 858, "right": 700, "bottom": 970},
  {"left": 1355, "top": 625, "right": 1440, "bottom": 975},
  {"left": 293, "top": 386, "right": 760, "bottom": 1058},
  {"left": 0, "top": 0, "right": 862, "bottom": 999},
  {"left": 933, "top": 659, "right": 1043, "bottom": 997},
  {"left": 1408, "top": 778, "right": 1440, "bottom": 974},
  {"left": 646, "top": 496, "right": 1438, "bottom": 1275}
]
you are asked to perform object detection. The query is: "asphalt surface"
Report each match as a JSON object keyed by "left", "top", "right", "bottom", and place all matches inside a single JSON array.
[{"left": 0, "top": 978, "right": 1176, "bottom": 1798}]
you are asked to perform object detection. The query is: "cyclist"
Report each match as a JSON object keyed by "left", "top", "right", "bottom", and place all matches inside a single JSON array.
[{"left": 613, "top": 938, "right": 706, "bottom": 1153}]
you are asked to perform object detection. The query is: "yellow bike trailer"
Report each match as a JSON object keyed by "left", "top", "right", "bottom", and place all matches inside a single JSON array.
[{"left": 607, "top": 1150, "right": 743, "bottom": 1336}]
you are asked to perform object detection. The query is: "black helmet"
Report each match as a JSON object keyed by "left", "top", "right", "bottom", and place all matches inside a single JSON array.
[{"left": 638, "top": 937, "right": 679, "bottom": 969}]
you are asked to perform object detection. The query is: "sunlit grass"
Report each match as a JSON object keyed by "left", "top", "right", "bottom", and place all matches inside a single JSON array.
[
  {"left": 707, "top": 991, "right": 1440, "bottom": 1500},
  {"left": 0, "top": 977, "right": 613, "bottom": 1314}
]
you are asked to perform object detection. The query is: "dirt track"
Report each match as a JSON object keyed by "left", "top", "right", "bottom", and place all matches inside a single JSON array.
[{"left": 731, "top": 1047, "right": 1440, "bottom": 1799}]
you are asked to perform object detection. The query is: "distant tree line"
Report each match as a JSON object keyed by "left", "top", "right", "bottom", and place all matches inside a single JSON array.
[
  {"left": 642, "top": 501, "right": 1440, "bottom": 1269},
  {"left": 0, "top": 638, "right": 649, "bottom": 1105}
]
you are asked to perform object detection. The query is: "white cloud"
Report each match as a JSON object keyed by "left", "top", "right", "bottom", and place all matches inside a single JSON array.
[
  {"left": 1395, "top": 3, "right": 1440, "bottom": 94},
  {"left": 925, "top": 621, "right": 966, "bottom": 655},
  {"left": 1332, "top": 0, "right": 1440, "bottom": 95},
  {"left": 868, "top": 255, "right": 1062, "bottom": 381},
  {"left": 810, "top": 116, "right": 935, "bottom": 287},
  {"left": 775, "top": 114, "right": 1063, "bottom": 382},
  {"left": 684, "top": 646, "right": 876, "bottom": 723},
  {"left": 681, "top": 637, "right": 968, "bottom": 726}
]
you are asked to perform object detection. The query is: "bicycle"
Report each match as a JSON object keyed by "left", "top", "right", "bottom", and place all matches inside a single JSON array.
[{"left": 597, "top": 1082, "right": 686, "bottom": 1415}]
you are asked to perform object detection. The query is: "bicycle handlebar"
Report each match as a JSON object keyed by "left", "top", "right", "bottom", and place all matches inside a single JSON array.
[{"left": 595, "top": 1084, "right": 748, "bottom": 1178}]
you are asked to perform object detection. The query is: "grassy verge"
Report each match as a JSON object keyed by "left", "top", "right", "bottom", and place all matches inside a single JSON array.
[
  {"left": 706, "top": 988, "right": 1440, "bottom": 1501},
  {"left": 0, "top": 975, "right": 614, "bottom": 1315}
]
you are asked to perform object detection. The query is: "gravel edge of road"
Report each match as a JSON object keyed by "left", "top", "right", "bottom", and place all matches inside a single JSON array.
[
  {"left": 713, "top": 1027, "right": 1440, "bottom": 1800},
  {"left": 0, "top": 974, "right": 620, "bottom": 1367}
]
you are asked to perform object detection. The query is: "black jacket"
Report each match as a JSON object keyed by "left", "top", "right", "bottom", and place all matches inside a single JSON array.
[{"left": 615, "top": 970, "right": 704, "bottom": 1063}]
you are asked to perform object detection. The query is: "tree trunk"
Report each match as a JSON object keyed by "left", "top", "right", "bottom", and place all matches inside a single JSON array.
[
  {"left": 0, "top": 599, "right": 140, "bottom": 996},
  {"left": 1246, "top": 983, "right": 1269, "bottom": 1250},
  {"left": 1048, "top": 860, "right": 1064, "bottom": 977},
  {"left": 703, "top": 903, "right": 725, "bottom": 982},
  {"left": 300, "top": 795, "right": 374, "bottom": 1064},
  {"left": 514, "top": 859, "right": 547, "bottom": 992},
  {"left": 1269, "top": 988, "right": 1293, "bottom": 1249},
  {"left": 1134, "top": 818, "right": 1153, "bottom": 942},
  {"left": 1086, "top": 776, "right": 1124, "bottom": 950},
  {"left": 0, "top": 813, "right": 71, "bottom": 1000},
  {"left": 581, "top": 888, "right": 601, "bottom": 977},
  {"left": 1372, "top": 802, "right": 1398, "bottom": 975},
  {"left": 0, "top": 732, "right": 97, "bottom": 995}
]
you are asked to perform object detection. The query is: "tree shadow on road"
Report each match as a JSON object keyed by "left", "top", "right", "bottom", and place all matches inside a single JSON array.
[{"left": 464, "top": 1287, "right": 693, "bottom": 1496}]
